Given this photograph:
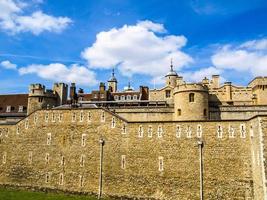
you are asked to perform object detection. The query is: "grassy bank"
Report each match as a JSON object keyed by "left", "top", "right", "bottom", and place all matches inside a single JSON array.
[{"left": 0, "top": 188, "right": 105, "bottom": 200}]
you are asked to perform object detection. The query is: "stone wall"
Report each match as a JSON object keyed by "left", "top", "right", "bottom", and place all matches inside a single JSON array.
[
  {"left": 114, "top": 107, "right": 173, "bottom": 122},
  {"left": 0, "top": 108, "right": 267, "bottom": 199}
]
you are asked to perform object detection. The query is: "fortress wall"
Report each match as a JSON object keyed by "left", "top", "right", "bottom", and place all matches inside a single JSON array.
[
  {"left": 114, "top": 107, "right": 173, "bottom": 122},
  {"left": 0, "top": 109, "right": 265, "bottom": 199}
]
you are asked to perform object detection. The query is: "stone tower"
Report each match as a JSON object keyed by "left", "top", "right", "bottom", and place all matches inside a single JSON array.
[
  {"left": 108, "top": 68, "right": 117, "bottom": 92},
  {"left": 53, "top": 83, "right": 68, "bottom": 105},
  {"left": 173, "top": 83, "right": 209, "bottom": 121},
  {"left": 249, "top": 77, "right": 267, "bottom": 105},
  {"left": 165, "top": 60, "right": 178, "bottom": 87},
  {"left": 27, "top": 84, "right": 57, "bottom": 115}
]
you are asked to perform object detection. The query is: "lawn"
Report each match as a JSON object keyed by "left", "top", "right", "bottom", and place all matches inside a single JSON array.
[{"left": 0, "top": 188, "right": 105, "bottom": 200}]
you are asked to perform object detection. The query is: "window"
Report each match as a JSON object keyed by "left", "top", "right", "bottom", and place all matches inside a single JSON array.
[
  {"left": 81, "top": 134, "right": 87, "bottom": 147},
  {"left": 52, "top": 113, "right": 56, "bottom": 122},
  {"left": 111, "top": 117, "right": 116, "bottom": 128},
  {"left": 133, "top": 95, "right": 138, "bottom": 100},
  {"left": 121, "top": 95, "right": 125, "bottom": 101},
  {"left": 25, "top": 119, "right": 29, "bottom": 129},
  {"left": 203, "top": 109, "right": 207, "bottom": 117},
  {"left": 47, "top": 133, "right": 52, "bottom": 145},
  {"left": 45, "top": 153, "right": 49, "bottom": 164},
  {"left": 101, "top": 111, "right": 105, "bottom": 122},
  {"left": 94, "top": 94, "right": 98, "bottom": 98},
  {"left": 114, "top": 95, "right": 119, "bottom": 101},
  {"left": 197, "top": 125, "right": 202, "bottom": 138},
  {"left": 138, "top": 125, "right": 144, "bottom": 138},
  {"left": 176, "top": 125, "right": 181, "bottom": 138},
  {"left": 250, "top": 125, "right": 254, "bottom": 137},
  {"left": 126, "top": 95, "right": 131, "bottom": 100},
  {"left": 189, "top": 93, "right": 195, "bottom": 102},
  {"left": 121, "top": 155, "right": 126, "bottom": 169},
  {"left": 217, "top": 125, "right": 223, "bottom": 138},
  {"left": 80, "top": 111, "right": 84, "bottom": 122},
  {"left": 18, "top": 106, "right": 23, "bottom": 113},
  {"left": 229, "top": 125, "right": 235, "bottom": 138},
  {"left": 88, "top": 112, "right": 92, "bottom": 122},
  {"left": 187, "top": 126, "right": 192, "bottom": 138},
  {"left": 240, "top": 124, "right": 246, "bottom": 138},
  {"left": 158, "top": 156, "right": 164, "bottom": 172},
  {"left": 38, "top": 97, "right": 43, "bottom": 103},
  {"left": 16, "top": 126, "right": 20, "bottom": 134},
  {"left": 157, "top": 125, "right": 163, "bottom": 138},
  {"left": 72, "top": 112, "right": 76, "bottom": 122},
  {"left": 80, "top": 154, "right": 85, "bottom": 167},
  {"left": 45, "top": 112, "right": 49, "bottom": 122},
  {"left": 165, "top": 90, "right": 171, "bottom": 98},
  {"left": 2, "top": 152, "right": 6, "bottom": 164},
  {"left": 58, "top": 113, "right": 63, "bottom": 122},
  {"left": 177, "top": 109, "right": 181, "bottom": 116},
  {"left": 148, "top": 126, "right": 153, "bottom": 138},
  {"left": 28, "top": 151, "right": 33, "bottom": 164},
  {"left": 122, "top": 123, "right": 127, "bottom": 134},
  {"left": 59, "top": 173, "right": 64, "bottom": 185},
  {"left": 79, "top": 175, "right": 84, "bottom": 187},
  {"left": 6, "top": 106, "right": 11, "bottom": 112},
  {"left": 34, "top": 113, "right": 38, "bottom": 124},
  {"left": 60, "top": 156, "right": 65, "bottom": 166},
  {"left": 100, "top": 94, "right": 105, "bottom": 99},
  {"left": 45, "top": 172, "right": 50, "bottom": 183}
]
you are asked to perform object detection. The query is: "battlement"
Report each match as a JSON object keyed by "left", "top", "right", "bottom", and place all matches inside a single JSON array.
[
  {"left": 174, "top": 83, "right": 208, "bottom": 94},
  {"left": 248, "top": 76, "right": 267, "bottom": 88}
]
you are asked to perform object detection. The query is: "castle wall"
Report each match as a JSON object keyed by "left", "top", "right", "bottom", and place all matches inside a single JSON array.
[
  {"left": 0, "top": 109, "right": 266, "bottom": 199},
  {"left": 209, "top": 86, "right": 253, "bottom": 106},
  {"left": 209, "top": 106, "right": 267, "bottom": 120},
  {"left": 114, "top": 107, "right": 173, "bottom": 122},
  {"left": 149, "top": 87, "right": 174, "bottom": 104}
]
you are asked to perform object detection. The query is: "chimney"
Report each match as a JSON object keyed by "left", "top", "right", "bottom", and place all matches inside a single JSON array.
[
  {"left": 70, "top": 83, "right": 77, "bottom": 101},
  {"left": 211, "top": 75, "right": 220, "bottom": 88},
  {"left": 140, "top": 86, "right": 149, "bottom": 100},
  {"left": 99, "top": 82, "right": 106, "bottom": 92}
]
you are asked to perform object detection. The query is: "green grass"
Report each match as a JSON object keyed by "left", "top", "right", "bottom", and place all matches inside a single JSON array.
[{"left": 0, "top": 188, "right": 105, "bottom": 200}]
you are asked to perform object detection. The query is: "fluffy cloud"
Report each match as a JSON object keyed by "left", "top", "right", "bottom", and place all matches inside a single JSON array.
[
  {"left": 0, "top": 0, "right": 72, "bottom": 35},
  {"left": 212, "top": 40, "right": 267, "bottom": 76},
  {"left": 181, "top": 67, "right": 223, "bottom": 83},
  {"left": 0, "top": 60, "right": 17, "bottom": 69},
  {"left": 81, "top": 20, "right": 193, "bottom": 77},
  {"left": 19, "top": 63, "right": 98, "bottom": 86},
  {"left": 240, "top": 38, "right": 267, "bottom": 50}
]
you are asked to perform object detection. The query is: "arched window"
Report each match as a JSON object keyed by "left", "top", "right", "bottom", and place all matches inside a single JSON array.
[
  {"left": 177, "top": 109, "right": 181, "bottom": 116},
  {"left": 189, "top": 93, "right": 195, "bottom": 102},
  {"left": 203, "top": 109, "right": 207, "bottom": 116}
]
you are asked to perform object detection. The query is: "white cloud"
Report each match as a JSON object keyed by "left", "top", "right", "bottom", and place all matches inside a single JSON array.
[
  {"left": 211, "top": 39, "right": 267, "bottom": 76},
  {"left": 0, "top": 0, "right": 72, "bottom": 35},
  {"left": 240, "top": 39, "right": 267, "bottom": 50},
  {"left": 15, "top": 11, "right": 72, "bottom": 35},
  {"left": 0, "top": 60, "right": 17, "bottom": 69},
  {"left": 19, "top": 63, "right": 98, "bottom": 86},
  {"left": 81, "top": 20, "right": 193, "bottom": 78},
  {"left": 181, "top": 67, "right": 223, "bottom": 83}
]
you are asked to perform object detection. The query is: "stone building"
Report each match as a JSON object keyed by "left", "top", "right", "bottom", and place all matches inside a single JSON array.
[{"left": 1, "top": 64, "right": 267, "bottom": 199}]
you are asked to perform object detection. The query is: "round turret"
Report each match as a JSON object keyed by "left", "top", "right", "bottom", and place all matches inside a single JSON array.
[
  {"left": 108, "top": 68, "right": 118, "bottom": 92},
  {"left": 173, "top": 83, "right": 209, "bottom": 121},
  {"left": 165, "top": 62, "right": 178, "bottom": 87}
]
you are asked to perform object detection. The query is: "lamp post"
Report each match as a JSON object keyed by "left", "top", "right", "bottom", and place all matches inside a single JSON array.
[
  {"left": 98, "top": 138, "right": 105, "bottom": 199},
  {"left": 197, "top": 140, "right": 204, "bottom": 200}
]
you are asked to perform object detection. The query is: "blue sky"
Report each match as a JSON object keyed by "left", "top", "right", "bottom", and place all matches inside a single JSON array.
[{"left": 1, "top": 0, "right": 267, "bottom": 94}]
